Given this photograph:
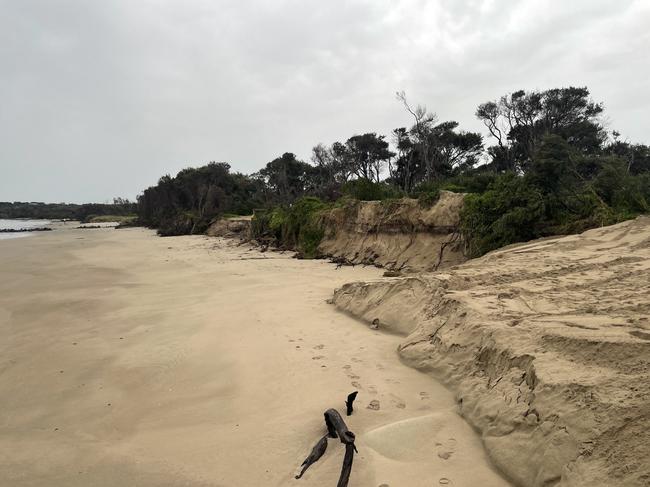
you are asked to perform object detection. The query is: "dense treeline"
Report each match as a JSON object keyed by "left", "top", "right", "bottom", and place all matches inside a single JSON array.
[
  {"left": 0, "top": 199, "right": 137, "bottom": 223},
  {"left": 138, "top": 163, "right": 265, "bottom": 235},
  {"left": 138, "top": 86, "right": 650, "bottom": 255}
]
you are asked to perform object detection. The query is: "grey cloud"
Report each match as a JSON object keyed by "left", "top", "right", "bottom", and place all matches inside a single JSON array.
[{"left": 1, "top": 0, "right": 648, "bottom": 202}]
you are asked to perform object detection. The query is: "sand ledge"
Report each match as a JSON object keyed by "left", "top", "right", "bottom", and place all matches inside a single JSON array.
[{"left": 333, "top": 216, "right": 650, "bottom": 487}]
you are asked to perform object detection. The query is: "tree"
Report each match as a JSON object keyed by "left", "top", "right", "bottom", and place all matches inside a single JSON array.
[
  {"left": 311, "top": 142, "right": 353, "bottom": 186},
  {"left": 396, "top": 91, "right": 437, "bottom": 183},
  {"left": 605, "top": 140, "right": 650, "bottom": 175},
  {"left": 257, "top": 153, "right": 316, "bottom": 204},
  {"left": 344, "top": 133, "right": 394, "bottom": 182},
  {"left": 477, "top": 87, "right": 605, "bottom": 172},
  {"left": 391, "top": 120, "right": 483, "bottom": 190}
]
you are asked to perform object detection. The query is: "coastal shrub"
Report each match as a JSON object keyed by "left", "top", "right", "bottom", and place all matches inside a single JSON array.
[
  {"left": 341, "top": 178, "right": 403, "bottom": 201},
  {"left": 460, "top": 173, "right": 546, "bottom": 257},
  {"left": 88, "top": 214, "right": 137, "bottom": 224},
  {"left": 460, "top": 136, "right": 650, "bottom": 257},
  {"left": 157, "top": 212, "right": 196, "bottom": 236},
  {"left": 250, "top": 197, "right": 329, "bottom": 258},
  {"left": 285, "top": 197, "right": 329, "bottom": 257},
  {"left": 411, "top": 181, "right": 441, "bottom": 207},
  {"left": 411, "top": 172, "right": 498, "bottom": 208}
]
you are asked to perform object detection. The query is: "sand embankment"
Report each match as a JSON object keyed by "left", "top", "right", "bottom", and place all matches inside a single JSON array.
[
  {"left": 333, "top": 216, "right": 650, "bottom": 486},
  {"left": 206, "top": 215, "right": 252, "bottom": 240},
  {"left": 0, "top": 226, "right": 509, "bottom": 486},
  {"left": 318, "top": 191, "right": 466, "bottom": 272}
]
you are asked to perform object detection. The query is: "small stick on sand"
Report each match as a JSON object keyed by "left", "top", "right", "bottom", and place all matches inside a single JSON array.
[
  {"left": 345, "top": 391, "right": 358, "bottom": 416},
  {"left": 295, "top": 435, "right": 328, "bottom": 479}
]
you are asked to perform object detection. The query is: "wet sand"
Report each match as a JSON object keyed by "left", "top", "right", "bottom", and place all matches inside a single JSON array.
[{"left": 0, "top": 227, "right": 510, "bottom": 486}]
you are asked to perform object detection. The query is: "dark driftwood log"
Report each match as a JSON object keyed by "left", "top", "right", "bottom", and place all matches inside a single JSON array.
[
  {"left": 337, "top": 444, "right": 355, "bottom": 487},
  {"left": 324, "top": 409, "right": 355, "bottom": 445},
  {"left": 324, "top": 408, "right": 357, "bottom": 486},
  {"left": 295, "top": 435, "right": 328, "bottom": 479},
  {"left": 345, "top": 391, "right": 358, "bottom": 416}
]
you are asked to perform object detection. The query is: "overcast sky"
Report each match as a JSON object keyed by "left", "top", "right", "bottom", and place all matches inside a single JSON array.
[{"left": 1, "top": 0, "right": 648, "bottom": 203}]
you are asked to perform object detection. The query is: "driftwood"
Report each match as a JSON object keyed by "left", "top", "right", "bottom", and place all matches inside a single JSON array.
[
  {"left": 295, "top": 403, "right": 358, "bottom": 486},
  {"left": 324, "top": 408, "right": 356, "bottom": 446},
  {"left": 295, "top": 435, "right": 328, "bottom": 479},
  {"left": 345, "top": 391, "right": 358, "bottom": 416},
  {"left": 337, "top": 444, "right": 355, "bottom": 487}
]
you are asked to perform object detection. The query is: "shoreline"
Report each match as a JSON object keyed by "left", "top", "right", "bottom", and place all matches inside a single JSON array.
[{"left": 0, "top": 226, "right": 510, "bottom": 486}]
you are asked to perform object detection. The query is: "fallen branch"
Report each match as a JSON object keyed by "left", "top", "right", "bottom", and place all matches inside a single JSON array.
[
  {"left": 337, "top": 444, "right": 355, "bottom": 487},
  {"left": 295, "top": 408, "right": 358, "bottom": 485},
  {"left": 295, "top": 435, "right": 328, "bottom": 479},
  {"left": 324, "top": 408, "right": 357, "bottom": 487},
  {"left": 324, "top": 408, "right": 355, "bottom": 445}
]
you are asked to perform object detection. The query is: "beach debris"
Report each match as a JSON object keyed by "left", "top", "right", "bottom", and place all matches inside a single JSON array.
[
  {"left": 295, "top": 435, "right": 328, "bottom": 479},
  {"left": 370, "top": 318, "right": 380, "bottom": 330},
  {"left": 324, "top": 408, "right": 357, "bottom": 487},
  {"left": 345, "top": 391, "right": 358, "bottom": 416},
  {"left": 295, "top": 408, "right": 357, "bottom": 486},
  {"left": 382, "top": 270, "right": 402, "bottom": 277}
]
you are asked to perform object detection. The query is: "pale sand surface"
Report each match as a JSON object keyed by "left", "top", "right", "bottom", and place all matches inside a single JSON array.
[{"left": 0, "top": 227, "right": 510, "bottom": 487}]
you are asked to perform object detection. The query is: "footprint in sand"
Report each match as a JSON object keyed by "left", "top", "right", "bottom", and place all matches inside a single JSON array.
[
  {"left": 419, "top": 391, "right": 430, "bottom": 400},
  {"left": 312, "top": 355, "right": 325, "bottom": 360},
  {"left": 389, "top": 394, "right": 406, "bottom": 409},
  {"left": 367, "top": 385, "right": 377, "bottom": 394},
  {"left": 351, "top": 381, "right": 362, "bottom": 389},
  {"left": 348, "top": 373, "right": 360, "bottom": 380},
  {"left": 367, "top": 399, "right": 380, "bottom": 410},
  {"left": 351, "top": 357, "right": 362, "bottom": 363},
  {"left": 435, "top": 438, "right": 457, "bottom": 460},
  {"left": 343, "top": 365, "right": 352, "bottom": 370},
  {"left": 313, "top": 344, "right": 325, "bottom": 350}
]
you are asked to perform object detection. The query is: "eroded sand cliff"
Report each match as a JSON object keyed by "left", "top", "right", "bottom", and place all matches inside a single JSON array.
[
  {"left": 318, "top": 191, "right": 466, "bottom": 271},
  {"left": 333, "top": 216, "right": 650, "bottom": 486}
]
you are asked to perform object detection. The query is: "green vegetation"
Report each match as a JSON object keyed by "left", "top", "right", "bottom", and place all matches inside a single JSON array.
[
  {"left": 251, "top": 197, "right": 329, "bottom": 258},
  {"left": 88, "top": 214, "right": 137, "bottom": 223},
  {"left": 341, "top": 179, "right": 404, "bottom": 201},
  {"left": 0, "top": 199, "right": 137, "bottom": 223},
  {"left": 138, "top": 86, "right": 649, "bottom": 257},
  {"left": 138, "top": 163, "right": 264, "bottom": 236}
]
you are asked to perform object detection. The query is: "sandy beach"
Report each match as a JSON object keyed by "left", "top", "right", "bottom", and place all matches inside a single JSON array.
[{"left": 0, "top": 226, "right": 510, "bottom": 487}]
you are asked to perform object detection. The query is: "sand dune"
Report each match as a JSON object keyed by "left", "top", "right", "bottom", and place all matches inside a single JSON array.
[
  {"left": 333, "top": 216, "right": 650, "bottom": 486},
  {"left": 0, "top": 226, "right": 509, "bottom": 486}
]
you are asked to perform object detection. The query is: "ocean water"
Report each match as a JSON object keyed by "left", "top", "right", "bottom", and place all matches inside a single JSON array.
[{"left": 0, "top": 219, "right": 51, "bottom": 240}]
